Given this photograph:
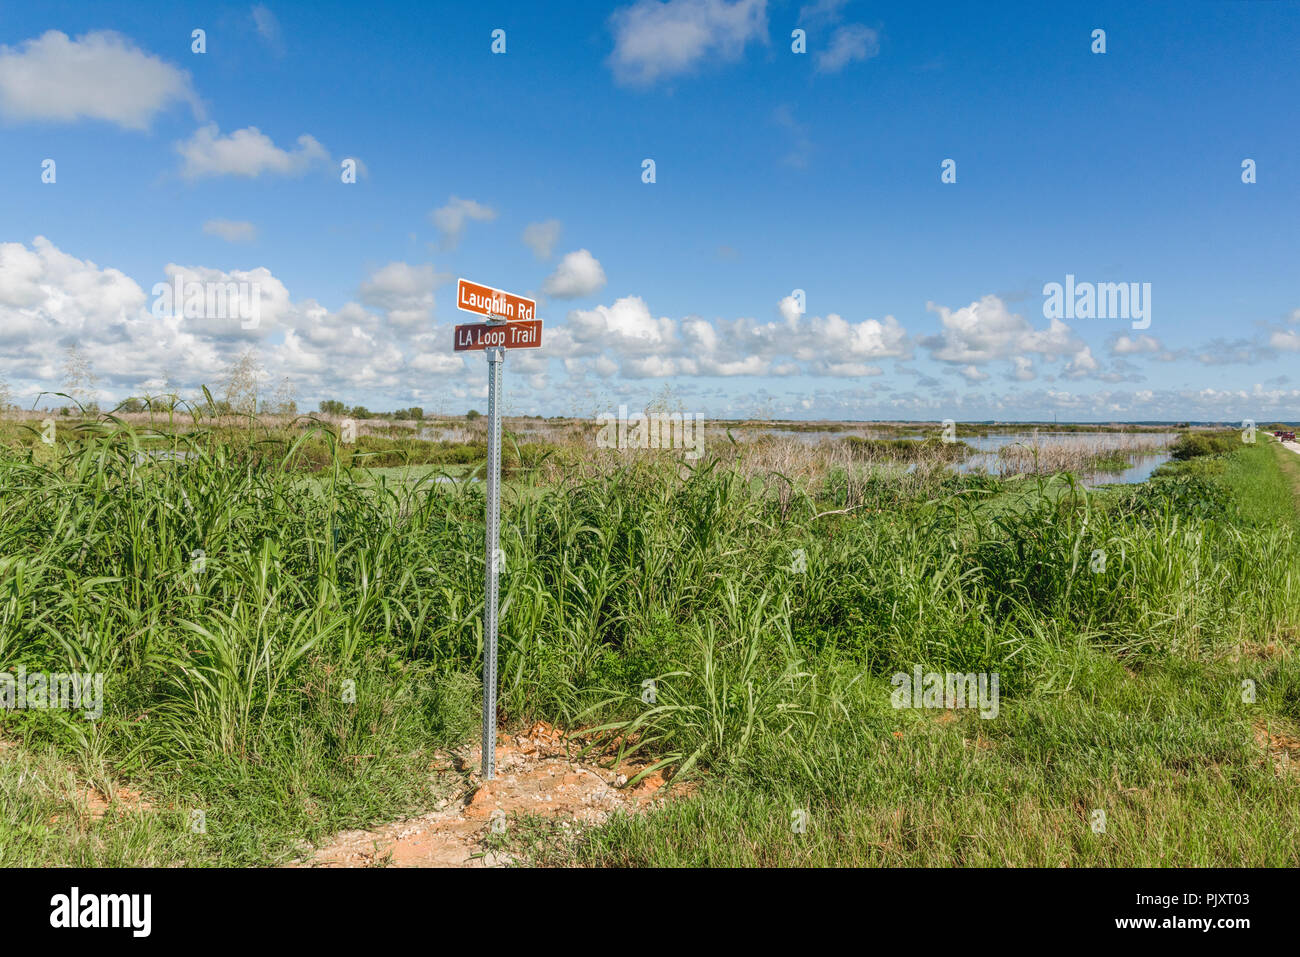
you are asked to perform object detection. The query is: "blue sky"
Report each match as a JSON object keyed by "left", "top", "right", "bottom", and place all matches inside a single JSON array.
[{"left": 2, "top": 0, "right": 1298, "bottom": 421}]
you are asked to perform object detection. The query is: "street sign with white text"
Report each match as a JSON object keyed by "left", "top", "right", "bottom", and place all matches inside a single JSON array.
[
  {"left": 453, "top": 319, "right": 542, "bottom": 351},
  {"left": 456, "top": 278, "right": 536, "bottom": 321}
]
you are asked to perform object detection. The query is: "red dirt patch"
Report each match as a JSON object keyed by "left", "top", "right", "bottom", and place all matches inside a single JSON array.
[
  {"left": 295, "top": 722, "right": 687, "bottom": 868},
  {"left": 1253, "top": 718, "right": 1300, "bottom": 778},
  {"left": 76, "top": 785, "right": 153, "bottom": 822}
]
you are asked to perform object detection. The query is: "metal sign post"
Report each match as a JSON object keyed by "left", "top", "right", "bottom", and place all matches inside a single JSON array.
[
  {"left": 454, "top": 279, "right": 542, "bottom": 781},
  {"left": 481, "top": 331, "right": 505, "bottom": 779}
]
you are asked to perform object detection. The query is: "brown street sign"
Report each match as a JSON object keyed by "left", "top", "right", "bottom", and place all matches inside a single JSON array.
[
  {"left": 453, "top": 319, "right": 543, "bottom": 351},
  {"left": 456, "top": 277, "right": 537, "bottom": 321}
]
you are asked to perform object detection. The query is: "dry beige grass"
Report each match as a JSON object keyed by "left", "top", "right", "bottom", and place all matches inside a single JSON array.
[{"left": 990, "top": 434, "right": 1168, "bottom": 477}]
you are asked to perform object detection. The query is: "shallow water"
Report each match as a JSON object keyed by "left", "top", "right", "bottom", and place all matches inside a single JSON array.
[
  {"left": 955, "top": 432, "right": 1176, "bottom": 484},
  {"left": 957, "top": 431, "right": 1178, "bottom": 453},
  {"left": 957, "top": 451, "right": 1173, "bottom": 486},
  {"left": 748, "top": 428, "right": 1177, "bottom": 485},
  {"left": 1086, "top": 452, "right": 1172, "bottom": 486}
]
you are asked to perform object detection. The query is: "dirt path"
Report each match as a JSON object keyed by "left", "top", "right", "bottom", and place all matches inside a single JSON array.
[{"left": 293, "top": 722, "right": 683, "bottom": 868}]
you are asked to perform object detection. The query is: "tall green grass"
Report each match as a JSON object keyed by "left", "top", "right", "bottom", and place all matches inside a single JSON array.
[{"left": 0, "top": 419, "right": 1297, "bottom": 865}]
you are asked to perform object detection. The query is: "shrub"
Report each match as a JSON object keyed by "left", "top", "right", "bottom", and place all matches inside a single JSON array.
[{"left": 1170, "top": 431, "right": 1237, "bottom": 460}]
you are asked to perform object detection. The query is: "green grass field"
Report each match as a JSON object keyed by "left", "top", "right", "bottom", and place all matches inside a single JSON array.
[{"left": 1, "top": 422, "right": 1297, "bottom": 866}]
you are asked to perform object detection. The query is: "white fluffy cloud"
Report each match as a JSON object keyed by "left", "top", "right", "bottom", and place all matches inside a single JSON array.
[
  {"left": 0, "top": 239, "right": 270, "bottom": 398},
  {"left": 799, "top": 313, "right": 909, "bottom": 367},
  {"left": 1271, "top": 328, "right": 1300, "bottom": 352},
  {"left": 563, "top": 296, "right": 677, "bottom": 356},
  {"left": 542, "top": 250, "right": 607, "bottom": 299},
  {"left": 552, "top": 293, "right": 908, "bottom": 381},
  {"left": 1267, "top": 308, "right": 1300, "bottom": 351},
  {"left": 0, "top": 30, "right": 198, "bottom": 130},
  {"left": 1063, "top": 346, "right": 1101, "bottom": 379},
  {"left": 1111, "top": 334, "right": 1162, "bottom": 355},
  {"left": 251, "top": 5, "right": 284, "bottom": 52},
  {"left": 816, "top": 24, "right": 880, "bottom": 73},
  {"left": 429, "top": 196, "right": 497, "bottom": 249},
  {"left": 409, "top": 353, "right": 465, "bottom": 375},
  {"left": 156, "top": 262, "right": 294, "bottom": 339},
  {"left": 923, "top": 295, "right": 1084, "bottom": 365},
  {"left": 608, "top": 0, "right": 768, "bottom": 85},
  {"left": 1008, "top": 356, "right": 1035, "bottom": 381},
  {"left": 203, "top": 219, "right": 258, "bottom": 243},
  {"left": 358, "top": 261, "right": 445, "bottom": 328},
  {"left": 1108, "top": 333, "right": 1181, "bottom": 363},
  {"left": 522, "top": 220, "right": 562, "bottom": 260},
  {"left": 0, "top": 238, "right": 478, "bottom": 409},
  {"left": 176, "top": 124, "right": 331, "bottom": 179},
  {"left": 0, "top": 237, "right": 145, "bottom": 345}
]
